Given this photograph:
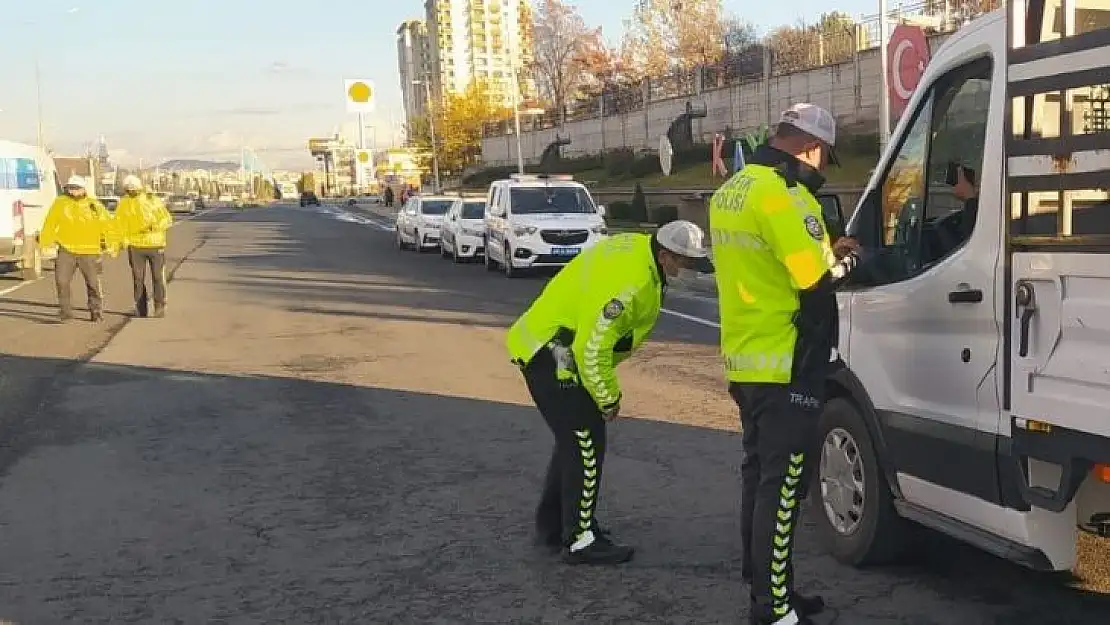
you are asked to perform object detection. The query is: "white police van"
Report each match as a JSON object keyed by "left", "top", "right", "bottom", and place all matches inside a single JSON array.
[
  {"left": 482, "top": 174, "right": 608, "bottom": 278},
  {"left": 0, "top": 140, "right": 59, "bottom": 280},
  {"left": 812, "top": 0, "right": 1110, "bottom": 574}
]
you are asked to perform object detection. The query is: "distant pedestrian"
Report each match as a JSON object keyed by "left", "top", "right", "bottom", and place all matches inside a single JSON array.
[
  {"left": 115, "top": 175, "right": 173, "bottom": 318},
  {"left": 383, "top": 185, "right": 394, "bottom": 207},
  {"left": 40, "top": 175, "right": 120, "bottom": 322}
]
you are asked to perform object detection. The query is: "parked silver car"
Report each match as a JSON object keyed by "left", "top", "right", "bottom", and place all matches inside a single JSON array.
[{"left": 166, "top": 195, "right": 196, "bottom": 214}]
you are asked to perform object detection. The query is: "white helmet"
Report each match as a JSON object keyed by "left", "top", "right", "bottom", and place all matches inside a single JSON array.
[
  {"left": 65, "top": 175, "right": 87, "bottom": 189},
  {"left": 122, "top": 175, "right": 143, "bottom": 191}
]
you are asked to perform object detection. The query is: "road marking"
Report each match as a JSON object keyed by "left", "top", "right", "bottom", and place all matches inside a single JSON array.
[{"left": 660, "top": 307, "right": 720, "bottom": 328}]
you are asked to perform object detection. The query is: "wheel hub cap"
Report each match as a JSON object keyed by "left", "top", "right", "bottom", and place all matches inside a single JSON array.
[{"left": 820, "top": 427, "right": 866, "bottom": 535}]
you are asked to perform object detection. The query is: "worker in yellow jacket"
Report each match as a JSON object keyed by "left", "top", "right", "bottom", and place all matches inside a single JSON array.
[
  {"left": 40, "top": 175, "right": 120, "bottom": 322},
  {"left": 115, "top": 175, "right": 173, "bottom": 317}
]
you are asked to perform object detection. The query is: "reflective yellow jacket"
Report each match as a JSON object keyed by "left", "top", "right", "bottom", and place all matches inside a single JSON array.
[
  {"left": 116, "top": 192, "right": 173, "bottom": 249},
  {"left": 506, "top": 233, "right": 664, "bottom": 410},
  {"left": 39, "top": 194, "right": 120, "bottom": 256}
]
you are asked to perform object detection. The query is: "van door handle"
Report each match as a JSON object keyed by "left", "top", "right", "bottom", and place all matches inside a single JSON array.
[
  {"left": 1015, "top": 281, "right": 1037, "bottom": 358},
  {"left": 948, "top": 287, "right": 983, "bottom": 303}
]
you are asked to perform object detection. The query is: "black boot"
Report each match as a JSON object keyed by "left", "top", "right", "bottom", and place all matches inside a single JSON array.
[
  {"left": 562, "top": 531, "right": 634, "bottom": 565},
  {"left": 743, "top": 577, "right": 825, "bottom": 618}
]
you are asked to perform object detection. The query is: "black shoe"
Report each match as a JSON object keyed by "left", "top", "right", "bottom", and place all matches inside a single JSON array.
[
  {"left": 741, "top": 578, "right": 824, "bottom": 618},
  {"left": 562, "top": 532, "right": 634, "bottom": 566}
]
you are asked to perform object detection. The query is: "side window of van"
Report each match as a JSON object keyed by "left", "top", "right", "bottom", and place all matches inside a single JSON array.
[
  {"left": 0, "top": 158, "right": 42, "bottom": 191},
  {"left": 852, "top": 57, "right": 993, "bottom": 286}
]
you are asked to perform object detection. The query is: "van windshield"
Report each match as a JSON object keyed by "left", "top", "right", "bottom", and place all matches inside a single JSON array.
[
  {"left": 461, "top": 201, "right": 485, "bottom": 219},
  {"left": 510, "top": 187, "right": 596, "bottom": 214},
  {"left": 421, "top": 200, "right": 453, "bottom": 215}
]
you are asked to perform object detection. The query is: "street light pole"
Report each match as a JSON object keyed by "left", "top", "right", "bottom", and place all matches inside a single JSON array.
[
  {"left": 33, "top": 51, "right": 45, "bottom": 150},
  {"left": 419, "top": 78, "right": 442, "bottom": 192},
  {"left": 511, "top": 64, "right": 524, "bottom": 174}
]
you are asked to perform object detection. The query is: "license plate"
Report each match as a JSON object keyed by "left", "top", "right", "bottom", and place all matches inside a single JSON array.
[{"left": 551, "top": 246, "right": 580, "bottom": 256}]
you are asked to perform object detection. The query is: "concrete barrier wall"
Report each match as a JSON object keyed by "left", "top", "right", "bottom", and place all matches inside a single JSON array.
[{"left": 481, "top": 34, "right": 952, "bottom": 167}]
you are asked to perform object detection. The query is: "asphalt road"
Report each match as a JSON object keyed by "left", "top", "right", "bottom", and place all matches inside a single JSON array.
[{"left": 0, "top": 201, "right": 1106, "bottom": 624}]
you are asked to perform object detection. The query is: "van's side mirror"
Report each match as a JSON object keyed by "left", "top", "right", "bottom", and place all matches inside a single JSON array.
[
  {"left": 816, "top": 194, "right": 845, "bottom": 240},
  {"left": 597, "top": 204, "right": 607, "bottom": 217}
]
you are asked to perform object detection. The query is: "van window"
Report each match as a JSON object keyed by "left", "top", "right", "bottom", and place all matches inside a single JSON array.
[
  {"left": 0, "top": 158, "right": 42, "bottom": 190},
  {"left": 849, "top": 57, "right": 993, "bottom": 286},
  {"left": 509, "top": 187, "right": 596, "bottom": 215}
]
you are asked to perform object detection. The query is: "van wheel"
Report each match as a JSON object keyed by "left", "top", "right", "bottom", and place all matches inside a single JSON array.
[
  {"left": 484, "top": 239, "right": 498, "bottom": 271},
  {"left": 811, "top": 397, "right": 909, "bottom": 566},
  {"left": 20, "top": 240, "right": 42, "bottom": 281},
  {"left": 503, "top": 244, "right": 518, "bottom": 278}
]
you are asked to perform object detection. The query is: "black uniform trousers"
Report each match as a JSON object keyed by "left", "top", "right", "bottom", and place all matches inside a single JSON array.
[
  {"left": 523, "top": 347, "right": 605, "bottom": 546},
  {"left": 55, "top": 247, "right": 103, "bottom": 318},
  {"left": 732, "top": 380, "right": 823, "bottom": 623},
  {"left": 128, "top": 247, "right": 167, "bottom": 316}
]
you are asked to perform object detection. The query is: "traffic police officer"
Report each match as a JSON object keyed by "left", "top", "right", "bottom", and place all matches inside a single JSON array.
[
  {"left": 507, "top": 220, "right": 712, "bottom": 565},
  {"left": 709, "top": 103, "right": 860, "bottom": 625}
]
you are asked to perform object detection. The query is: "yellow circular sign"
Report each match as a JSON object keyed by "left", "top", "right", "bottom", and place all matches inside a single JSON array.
[
  {"left": 357, "top": 151, "right": 370, "bottom": 163},
  {"left": 348, "top": 81, "right": 373, "bottom": 103}
]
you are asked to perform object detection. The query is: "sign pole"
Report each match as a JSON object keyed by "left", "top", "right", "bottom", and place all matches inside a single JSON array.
[{"left": 879, "top": 0, "right": 891, "bottom": 153}]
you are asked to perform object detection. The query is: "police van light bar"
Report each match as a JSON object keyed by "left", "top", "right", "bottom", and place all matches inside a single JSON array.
[{"left": 509, "top": 173, "right": 574, "bottom": 181}]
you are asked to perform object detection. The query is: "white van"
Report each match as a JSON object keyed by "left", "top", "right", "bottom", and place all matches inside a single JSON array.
[
  {"left": 812, "top": 2, "right": 1110, "bottom": 574},
  {"left": 0, "top": 140, "right": 59, "bottom": 279},
  {"left": 482, "top": 174, "right": 608, "bottom": 278}
]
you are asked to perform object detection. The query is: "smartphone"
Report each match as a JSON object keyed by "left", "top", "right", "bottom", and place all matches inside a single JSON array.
[{"left": 945, "top": 161, "right": 977, "bottom": 186}]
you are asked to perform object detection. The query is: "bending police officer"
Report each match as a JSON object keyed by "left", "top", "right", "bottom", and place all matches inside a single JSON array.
[
  {"left": 116, "top": 175, "right": 173, "bottom": 317},
  {"left": 507, "top": 221, "right": 712, "bottom": 565},
  {"left": 40, "top": 175, "right": 120, "bottom": 323},
  {"left": 709, "top": 103, "right": 860, "bottom": 625}
]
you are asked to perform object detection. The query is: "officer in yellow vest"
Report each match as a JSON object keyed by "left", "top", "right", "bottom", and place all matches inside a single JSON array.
[
  {"left": 40, "top": 175, "right": 120, "bottom": 322},
  {"left": 507, "top": 221, "right": 711, "bottom": 565},
  {"left": 115, "top": 175, "right": 173, "bottom": 317},
  {"left": 709, "top": 103, "right": 860, "bottom": 625}
]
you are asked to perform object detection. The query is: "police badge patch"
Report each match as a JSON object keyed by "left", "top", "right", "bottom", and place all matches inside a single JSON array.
[
  {"left": 603, "top": 299, "right": 625, "bottom": 319},
  {"left": 804, "top": 214, "right": 824, "bottom": 240}
]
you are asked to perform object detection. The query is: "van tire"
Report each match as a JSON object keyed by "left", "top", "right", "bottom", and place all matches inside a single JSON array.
[
  {"left": 811, "top": 397, "right": 909, "bottom": 567},
  {"left": 20, "top": 240, "right": 42, "bottom": 281}
]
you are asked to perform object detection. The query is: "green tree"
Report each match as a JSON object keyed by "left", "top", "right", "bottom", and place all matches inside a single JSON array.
[{"left": 409, "top": 80, "right": 510, "bottom": 175}]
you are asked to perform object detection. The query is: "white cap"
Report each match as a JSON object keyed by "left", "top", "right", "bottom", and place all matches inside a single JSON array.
[
  {"left": 655, "top": 220, "right": 714, "bottom": 273},
  {"left": 122, "top": 175, "right": 142, "bottom": 191},
  {"left": 65, "top": 175, "right": 87, "bottom": 189},
  {"left": 779, "top": 103, "right": 838, "bottom": 148}
]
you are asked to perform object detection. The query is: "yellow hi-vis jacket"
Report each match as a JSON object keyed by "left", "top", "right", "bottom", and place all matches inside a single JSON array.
[
  {"left": 115, "top": 192, "right": 173, "bottom": 249},
  {"left": 506, "top": 233, "right": 664, "bottom": 411},
  {"left": 40, "top": 194, "right": 120, "bottom": 256}
]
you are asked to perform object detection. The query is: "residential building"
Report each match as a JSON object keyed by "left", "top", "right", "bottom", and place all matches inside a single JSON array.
[
  {"left": 423, "top": 0, "right": 533, "bottom": 107},
  {"left": 397, "top": 19, "right": 434, "bottom": 139}
]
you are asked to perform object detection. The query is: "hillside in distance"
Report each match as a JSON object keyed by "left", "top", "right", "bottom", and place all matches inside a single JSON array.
[{"left": 156, "top": 159, "right": 240, "bottom": 172}]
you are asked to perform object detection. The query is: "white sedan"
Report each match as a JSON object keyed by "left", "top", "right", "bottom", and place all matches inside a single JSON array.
[{"left": 439, "top": 196, "right": 487, "bottom": 262}]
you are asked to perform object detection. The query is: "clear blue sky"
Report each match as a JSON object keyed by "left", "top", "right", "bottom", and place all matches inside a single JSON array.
[{"left": 0, "top": 0, "right": 874, "bottom": 170}]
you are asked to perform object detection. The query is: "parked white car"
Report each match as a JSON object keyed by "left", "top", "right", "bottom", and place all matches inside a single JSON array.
[
  {"left": 438, "top": 196, "right": 487, "bottom": 262},
  {"left": 394, "top": 194, "right": 456, "bottom": 252},
  {"left": 482, "top": 174, "right": 607, "bottom": 278}
]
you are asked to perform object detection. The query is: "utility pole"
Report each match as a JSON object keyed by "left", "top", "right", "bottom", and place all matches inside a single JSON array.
[
  {"left": 878, "top": 0, "right": 891, "bottom": 152},
  {"left": 420, "top": 76, "right": 441, "bottom": 192},
  {"left": 512, "top": 63, "right": 524, "bottom": 174}
]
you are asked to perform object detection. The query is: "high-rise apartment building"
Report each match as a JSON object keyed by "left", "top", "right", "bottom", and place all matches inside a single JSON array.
[
  {"left": 396, "top": 19, "right": 434, "bottom": 140},
  {"left": 423, "top": 0, "right": 533, "bottom": 107}
]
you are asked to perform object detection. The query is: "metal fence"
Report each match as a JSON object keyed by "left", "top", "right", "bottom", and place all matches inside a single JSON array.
[{"left": 483, "top": 0, "right": 1002, "bottom": 139}]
